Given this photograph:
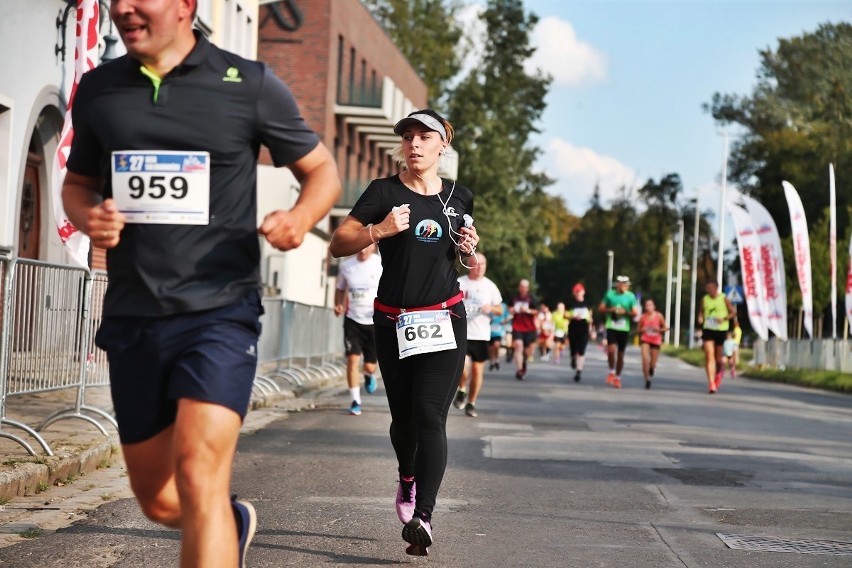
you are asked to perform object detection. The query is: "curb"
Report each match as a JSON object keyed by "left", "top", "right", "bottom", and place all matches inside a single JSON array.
[{"left": 0, "top": 441, "right": 116, "bottom": 502}]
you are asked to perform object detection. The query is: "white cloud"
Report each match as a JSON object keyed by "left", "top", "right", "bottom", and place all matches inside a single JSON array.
[
  {"left": 527, "top": 16, "right": 607, "bottom": 86},
  {"left": 455, "top": 3, "right": 486, "bottom": 81},
  {"left": 545, "top": 138, "right": 638, "bottom": 212}
]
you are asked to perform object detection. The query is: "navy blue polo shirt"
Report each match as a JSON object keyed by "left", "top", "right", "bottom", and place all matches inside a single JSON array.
[{"left": 67, "top": 32, "right": 319, "bottom": 317}]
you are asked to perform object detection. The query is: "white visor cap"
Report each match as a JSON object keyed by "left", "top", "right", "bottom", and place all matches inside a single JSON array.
[{"left": 393, "top": 113, "right": 447, "bottom": 141}]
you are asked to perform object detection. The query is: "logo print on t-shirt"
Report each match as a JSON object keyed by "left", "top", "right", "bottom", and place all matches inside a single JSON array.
[
  {"left": 223, "top": 66, "right": 243, "bottom": 82},
  {"left": 415, "top": 219, "right": 443, "bottom": 243}
]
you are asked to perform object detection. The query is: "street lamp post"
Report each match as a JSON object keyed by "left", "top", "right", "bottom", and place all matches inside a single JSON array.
[
  {"left": 606, "top": 250, "right": 614, "bottom": 290},
  {"left": 688, "top": 192, "right": 700, "bottom": 349},
  {"left": 717, "top": 131, "right": 728, "bottom": 288},
  {"left": 664, "top": 239, "right": 673, "bottom": 344},
  {"left": 674, "top": 220, "right": 685, "bottom": 347}
]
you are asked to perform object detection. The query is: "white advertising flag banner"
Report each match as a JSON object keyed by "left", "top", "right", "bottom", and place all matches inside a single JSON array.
[
  {"left": 782, "top": 181, "right": 814, "bottom": 338},
  {"left": 52, "top": 0, "right": 99, "bottom": 267},
  {"left": 829, "top": 163, "right": 837, "bottom": 338},
  {"left": 741, "top": 195, "right": 787, "bottom": 340},
  {"left": 726, "top": 198, "right": 769, "bottom": 340}
]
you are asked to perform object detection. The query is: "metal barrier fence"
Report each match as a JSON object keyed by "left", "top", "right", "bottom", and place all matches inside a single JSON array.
[
  {"left": 255, "top": 298, "right": 346, "bottom": 393},
  {"left": 753, "top": 338, "right": 852, "bottom": 373},
  {"left": 1, "top": 255, "right": 345, "bottom": 456}
]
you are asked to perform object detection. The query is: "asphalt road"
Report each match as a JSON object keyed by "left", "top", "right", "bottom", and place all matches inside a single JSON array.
[{"left": 1, "top": 346, "right": 851, "bottom": 567}]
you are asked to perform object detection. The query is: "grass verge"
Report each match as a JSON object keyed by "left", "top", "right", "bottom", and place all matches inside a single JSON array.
[{"left": 661, "top": 346, "right": 852, "bottom": 394}]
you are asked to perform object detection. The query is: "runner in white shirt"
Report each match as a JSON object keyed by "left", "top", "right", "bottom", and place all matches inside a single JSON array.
[
  {"left": 335, "top": 243, "right": 382, "bottom": 415},
  {"left": 454, "top": 253, "right": 503, "bottom": 417}
]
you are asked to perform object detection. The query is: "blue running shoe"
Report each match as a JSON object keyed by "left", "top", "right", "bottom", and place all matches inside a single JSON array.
[
  {"left": 232, "top": 497, "right": 256, "bottom": 568},
  {"left": 349, "top": 401, "right": 362, "bottom": 415},
  {"left": 365, "top": 374, "right": 377, "bottom": 394}
]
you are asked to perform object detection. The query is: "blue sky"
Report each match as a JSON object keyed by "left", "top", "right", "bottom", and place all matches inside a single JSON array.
[{"left": 461, "top": 0, "right": 850, "bottom": 233}]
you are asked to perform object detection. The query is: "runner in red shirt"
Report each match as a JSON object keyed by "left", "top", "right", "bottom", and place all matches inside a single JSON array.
[{"left": 509, "top": 279, "right": 540, "bottom": 380}]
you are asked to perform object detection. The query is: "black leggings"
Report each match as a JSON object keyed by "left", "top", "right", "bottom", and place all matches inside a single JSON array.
[{"left": 374, "top": 316, "right": 467, "bottom": 519}]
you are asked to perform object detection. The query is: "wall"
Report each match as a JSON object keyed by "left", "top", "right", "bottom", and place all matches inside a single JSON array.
[
  {"left": 256, "top": 165, "right": 330, "bottom": 307},
  {"left": 0, "top": 0, "right": 76, "bottom": 262}
]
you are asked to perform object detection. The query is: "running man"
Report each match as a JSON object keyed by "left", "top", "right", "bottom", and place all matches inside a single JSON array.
[
  {"left": 61, "top": 1, "right": 340, "bottom": 566},
  {"left": 637, "top": 298, "right": 668, "bottom": 389},
  {"left": 334, "top": 243, "right": 382, "bottom": 415},
  {"left": 698, "top": 281, "right": 735, "bottom": 393},
  {"left": 455, "top": 253, "right": 503, "bottom": 417},
  {"left": 567, "top": 283, "right": 595, "bottom": 382},
  {"left": 509, "top": 279, "right": 540, "bottom": 380},
  {"left": 598, "top": 276, "right": 639, "bottom": 388}
]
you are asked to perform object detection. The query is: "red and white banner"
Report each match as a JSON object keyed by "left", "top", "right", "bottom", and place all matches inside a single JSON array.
[
  {"left": 846, "top": 230, "right": 852, "bottom": 333},
  {"left": 782, "top": 181, "right": 813, "bottom": 338},
  {"left": 741, "top": 195, "right": 787, "bottom": 340},
  {"left": 829, "top": 163, "right": 837, "bottom": 338},
  {"left": 51, "top": 0, "right": 99, "bottom": 267},
  {"left": 726, "top": 197, "right": 769, "bottom": 341}
]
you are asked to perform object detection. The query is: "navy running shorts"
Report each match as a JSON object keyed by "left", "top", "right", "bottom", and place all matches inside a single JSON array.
[{"left": 95, "top": 291, "right": 263, "bottom": 444}]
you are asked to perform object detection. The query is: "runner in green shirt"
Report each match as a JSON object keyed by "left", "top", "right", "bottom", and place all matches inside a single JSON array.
[{"left": 598, "top": 276, "right": 639, "bottom": 388}]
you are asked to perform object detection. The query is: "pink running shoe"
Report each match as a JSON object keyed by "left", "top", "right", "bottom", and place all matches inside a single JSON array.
[
  {"left": 714, "top": 370, "right": 723, "bottom": 390},
  {"left": 402, "top": 516, "right": 433, "bottom": 556},
  {"left": 396, "top": 478, "right": 416, "bottom": 524}
]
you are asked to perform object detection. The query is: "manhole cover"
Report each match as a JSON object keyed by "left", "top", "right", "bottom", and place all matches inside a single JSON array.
[{"left": 717, "top": 533, "right": 852, "bottom": 556}]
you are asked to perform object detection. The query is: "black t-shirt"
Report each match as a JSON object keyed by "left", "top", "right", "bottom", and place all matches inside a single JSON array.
[
  {"left": 349, "top": 175, "right": 473, "bottom": 318},
  {"left": 567, "top": 299, "right": 593, "bottom": 335},
  {"left": 67, "top": 32, "right": 319, "bottom": 317}
]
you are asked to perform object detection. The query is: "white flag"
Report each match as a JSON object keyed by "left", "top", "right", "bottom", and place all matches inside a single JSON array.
[
  {"left": 829, "top": 163, "right": 837, "bottom": 338},
  {"left": 726, "top": 198, "right": 769, "bottom": 340},
  {"left": 52, "top": 0, "right": 99, "bottom": 267},
  {"left": 782, "top": 181, "right": 813, "bottom": 338},
  {"left": 741, "top": 195, "right": 787, "bottom": 340}
]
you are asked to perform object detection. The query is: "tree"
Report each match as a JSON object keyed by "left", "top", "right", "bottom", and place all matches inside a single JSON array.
[
  {"left": 446, "top": 0, "right": 554, "bottom": 292},
  {"left": 363, "top": 0, "right": 465, "bottom": 104},
  {"left": 705, "top": 23, "right": 852, "bottom": 244}
]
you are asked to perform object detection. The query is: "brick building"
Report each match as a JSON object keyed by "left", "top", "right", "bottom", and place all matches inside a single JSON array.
[{"left": 257, "top": 0, "right": 455, "bottom": 220}]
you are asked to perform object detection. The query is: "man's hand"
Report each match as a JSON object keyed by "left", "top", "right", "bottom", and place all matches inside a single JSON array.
[
  {"left": 259, "top": 209, "right": 309, "bottom": 251},
  {"left": 87, "top": 199, "right": 126, "bottom": 249}
]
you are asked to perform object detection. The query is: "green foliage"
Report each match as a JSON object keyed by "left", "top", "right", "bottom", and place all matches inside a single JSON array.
[
  {"left": 364, "top": 0, "right": 559, "bottom": 294},
  {"left": 20, "top": 528, "right": 43, "bottom": 539},
  {"left": 663, "top": 346, "right": 852, "bottom": 394},
  {"left": 445, "top": 0, "right": 555, "bottom": 293},
  {"left": 743, "top": 367, "right": 852, "bottom": 394},
  {"left": 537, "top": 174, "right": 716, "bottom": 338},
  {"left": 363, "top": 0, "right": 465, "bottom": 105},
  {"left": 705, "top": 22, "right": 852, "bottom": 247}
]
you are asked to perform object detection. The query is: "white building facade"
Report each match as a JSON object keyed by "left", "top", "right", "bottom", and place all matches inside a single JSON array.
[{"left": 0, "top": 0, "right": 330, "bottom": 305}]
